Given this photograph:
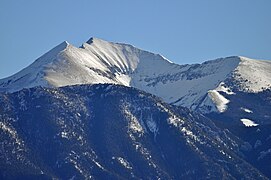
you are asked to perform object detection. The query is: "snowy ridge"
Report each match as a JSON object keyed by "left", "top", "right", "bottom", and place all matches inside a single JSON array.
[
  {"left": 1, "top": 38, "right": 271, "bottom": 113},
  {"left": 0, "top": 37, "right": 175, "bottom": 92},
  {"left": 140, "top": 57, "right": 240, "bottom": 109},
  {"left": 0, "top": 41, "right": 69, "bottom": 92},
  {"left": 234, "top": 56, "right": 271, "bottom": 92}
]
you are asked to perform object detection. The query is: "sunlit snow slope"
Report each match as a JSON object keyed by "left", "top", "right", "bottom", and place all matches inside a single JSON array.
[{"left": 1, "top": 38, "right": 271, "bottom": 113}]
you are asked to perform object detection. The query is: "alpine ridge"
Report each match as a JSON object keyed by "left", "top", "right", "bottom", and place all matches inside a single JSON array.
[{"left": 1, "top": 37, "right": 271, "bottom": 114}]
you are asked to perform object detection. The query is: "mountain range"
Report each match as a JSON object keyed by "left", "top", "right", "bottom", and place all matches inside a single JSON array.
[{"left": 0, "top": 37, "right": 270, "bottom": 179}]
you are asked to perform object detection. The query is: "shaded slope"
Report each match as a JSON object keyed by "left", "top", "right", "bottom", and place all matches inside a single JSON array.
[{"left": 0, "top": 84, "right": 267, "bottom": 179}]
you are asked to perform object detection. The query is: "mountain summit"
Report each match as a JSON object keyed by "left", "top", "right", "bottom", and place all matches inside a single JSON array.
[
  {"left": 0, "top": 37, "right": 173, "bottom": 91},
  {"left": 1, "top": 38, "right": 271, "bottom": 114}
]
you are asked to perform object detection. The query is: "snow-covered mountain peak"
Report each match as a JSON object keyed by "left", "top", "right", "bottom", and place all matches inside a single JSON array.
[
  {"left": 34, "top": 41, "right": 70, "bottom": 63},
  {"left": 0, "top": 38, "right": 175, "bottom": 92},
  {"left": 1, "top": 38, "right": 271, "bottom": 115}
]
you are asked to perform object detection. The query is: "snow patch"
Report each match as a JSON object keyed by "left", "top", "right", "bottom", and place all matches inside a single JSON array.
[
  {"left": 113, "top": 157, "right": 132, "bottom": 169},
  {"left": 122, "top": 105, "right": 144, "bottom": 135},
  {"left": 61, "top": 131, "right": 69, "bottom": 139},
  {"left": 207, "top": 90, "right": 229, "bottom": 113},
  {"left": 240, "top": 107, "right": 253, "bottom": 113},
  {"left": 93, "top": 159, "right": 104, "bottom": 170},
  {"left": 167, "top": 115, "right": 184, "bottom": 127},
  {"left": 240, "top": 118, "right": 259, "bottom": 127},
  {"left": 0, "top": 121, "right": 24, "bottom": 146},
  {"left": 167, "top": 115, "right": 200, "bottom": 144}
]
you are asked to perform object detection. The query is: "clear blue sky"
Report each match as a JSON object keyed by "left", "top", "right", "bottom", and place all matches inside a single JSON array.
[{"left": 1, "top": 0, "right": 271, "bottom": 78}]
